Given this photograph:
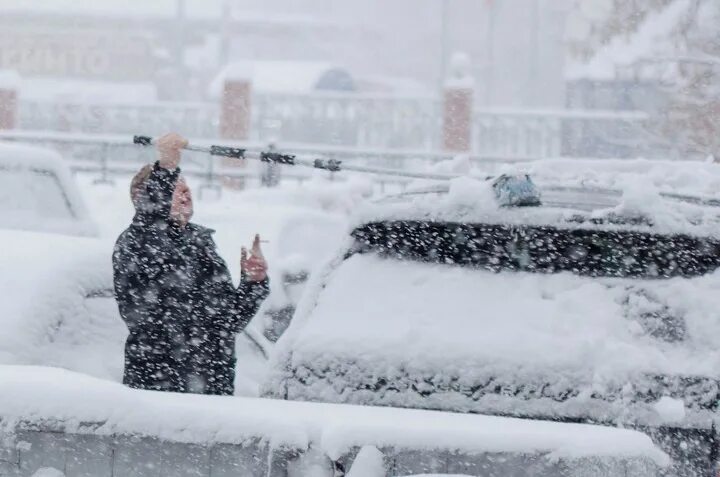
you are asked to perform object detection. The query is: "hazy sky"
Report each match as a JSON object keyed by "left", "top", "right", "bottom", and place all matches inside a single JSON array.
[{"left": 0, "top": 0, "right": 571, "bottom": 106}]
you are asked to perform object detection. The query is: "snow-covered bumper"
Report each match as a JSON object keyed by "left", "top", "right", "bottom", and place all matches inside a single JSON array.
[{"left": 0, "top": 366, "right": 667, "bottom": 477}]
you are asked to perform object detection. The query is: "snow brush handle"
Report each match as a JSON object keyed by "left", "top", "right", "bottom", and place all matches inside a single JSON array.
[
  {"left": 133, "top": 135, "right": 153, "bottom": 146},
  {"left": 132, "top": 135, "right": 246, "bottom": 159}
]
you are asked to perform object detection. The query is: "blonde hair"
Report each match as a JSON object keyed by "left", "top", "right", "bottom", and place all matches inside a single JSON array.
[{"left": 130, "top": 164, "right": 153, "bottom": 209}]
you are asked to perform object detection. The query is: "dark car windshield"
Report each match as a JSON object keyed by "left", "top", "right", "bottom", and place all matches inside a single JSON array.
[{"left": 351, "top": 221, "right": 720, "bottom": 278}]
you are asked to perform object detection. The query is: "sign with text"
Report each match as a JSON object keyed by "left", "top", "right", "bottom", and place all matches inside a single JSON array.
[{"left": 0, "top": 28, "right": 159, "bottom": 80}]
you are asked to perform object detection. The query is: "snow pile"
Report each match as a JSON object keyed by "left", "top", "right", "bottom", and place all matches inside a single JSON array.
[
  {"left": 520, "top": 158, "right": 720, "bottom": 196},
  {"left": 444, "top": 52, "right": 474, "bottom": 89},
  {"left": 269, "top": 252, "right": 720, "bottom": 427},
  {"left": 358, "top": 157, "right": 720, "bottom": 237},
  {"left": 346, "top": 446, "right": 386, "bottom": 477},
  {"left": 0, "top": 365, "right": 669, "bottom": 467},
  {"left": 0, "top": 230, "right": 122, "bottom": 380},
  {"left": 611, "top": 175, "right": 662, "bottom": 218},
  {"left": 445, "top": 176, "right": 496, "bottom": 210},
  {"left": 31, "top": 469, "right": 65, "bottom": 477},
  {"left": 654, "top": 396, "right": 686, "bottom": 424},
  {"left": 287, "top": 447, "right": 334, "bottom": 477}
]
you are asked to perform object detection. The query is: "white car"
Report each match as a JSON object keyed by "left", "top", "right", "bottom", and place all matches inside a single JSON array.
[
  {"left": 266, "top": 176, "right": 720, "bottom": 476},
  {"left": 0, "top": 142, "right": 123, "bottom": 379},
  {"left": 0, "top": 142, "right": 98, "bottom": 237}
]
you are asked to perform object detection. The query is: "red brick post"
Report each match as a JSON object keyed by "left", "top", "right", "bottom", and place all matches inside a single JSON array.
[
  {"left": 443, "top": 87, "right": 473, "bottom": 152},
  {"left": 0, "top": 70, "right": 20, "bottom": 130},
  {"left": 219, "top": 74, "right": 252, "bottom": 189},
  {"left": 442, "top": 52, "right": 474, "bottom": 153},
  {"left": 220, "top": 79, "right": 252, "bottom": 140}
]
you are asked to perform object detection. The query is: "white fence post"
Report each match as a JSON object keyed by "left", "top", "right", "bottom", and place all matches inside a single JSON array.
[
  {"left": 219, "top": 68, "right": 252, "bottom": 189},
  {"left": 443, "top": 53, "right": 474, "bottom": 153},
  {"left": 220, "top": 67, "right": 252, "bottom": 140},
  {"left": 0, "top": 70, "right": 20, "bottom": 130}
]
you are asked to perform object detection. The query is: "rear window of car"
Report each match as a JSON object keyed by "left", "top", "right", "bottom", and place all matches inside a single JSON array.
[
  {"left": 0, "top": 166, "right": 75, "bottom": 221},
  {"left": 351, "top": 220, "right": 720, "bottom": 278}
]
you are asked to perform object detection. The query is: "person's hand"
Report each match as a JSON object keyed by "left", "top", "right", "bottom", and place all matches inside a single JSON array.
[
  {"left": 241, "top": 234, "right": 268, "bottom": 282},
  {"left": 157, "top": 132, "right": 188, "bottom": 170}
]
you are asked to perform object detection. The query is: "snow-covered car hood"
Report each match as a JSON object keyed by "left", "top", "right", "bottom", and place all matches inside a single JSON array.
[
  {"left": 0, "top": 230, "right": 122, "bottom": 379},
  {"left": 268, "top": 251, "right": 720, "bottom": 428}
]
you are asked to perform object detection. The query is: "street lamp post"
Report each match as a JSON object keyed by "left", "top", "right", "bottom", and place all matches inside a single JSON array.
[
  {"left": 220, "top": 0, "right": 231, "bottom": 67},
  {"left": 174, "top": 0, "right": 187, "bottom": 99},
  {"left": 439, "top": 0, "right": 449, "bottom": 90},
  {"left": 485, "top": 0, "right": 495, "bottom": 105}
]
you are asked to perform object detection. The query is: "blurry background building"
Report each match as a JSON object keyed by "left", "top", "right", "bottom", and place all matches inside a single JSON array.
[
  {"left": 0, "top": 0, "right": 568, "bottom": 108},
  {"left": 0, "top": 0, "right": 717, "bottom": 160}
]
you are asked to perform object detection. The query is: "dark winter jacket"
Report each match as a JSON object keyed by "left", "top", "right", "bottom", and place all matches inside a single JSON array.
[{"left": 112, "top": 162, "right": 269, "bottom": 395}]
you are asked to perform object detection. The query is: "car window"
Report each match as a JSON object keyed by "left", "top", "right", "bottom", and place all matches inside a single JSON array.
[
  {"left": 0, "top": 166, "right": 75, "bottom": 221},
  {"left": 352, "top": 220, "right": 720, "bottom": 278}
]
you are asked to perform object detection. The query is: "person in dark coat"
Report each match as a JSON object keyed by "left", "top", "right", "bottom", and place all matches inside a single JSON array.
[{"left": 112, "top": 133, "right": 269, "bottom": 395}]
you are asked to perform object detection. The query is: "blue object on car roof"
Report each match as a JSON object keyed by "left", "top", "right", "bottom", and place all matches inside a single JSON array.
[{"left": 492, "top": 174, "right": 542, "bottom": 207}]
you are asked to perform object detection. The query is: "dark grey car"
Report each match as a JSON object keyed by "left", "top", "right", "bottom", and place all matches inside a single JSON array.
[{"left": 267, "top": 182, "right": 720, "bottom": 477}]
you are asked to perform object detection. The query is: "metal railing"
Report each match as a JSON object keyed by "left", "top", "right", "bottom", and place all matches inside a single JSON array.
[
  {"left": 19, "top": 100, "right": 220, "bottom": 139},
  {"left": 16, "top": 93, "right": 653, "bottom": 159},
  {"left": 473, "top": 108, "right": 650, "bottom": 159},
  {"left": 252, "top": 90, "right": 441, "bottom": 149},
  {"left": 0, "top": 130, "right": 487, "bottom": 197}
]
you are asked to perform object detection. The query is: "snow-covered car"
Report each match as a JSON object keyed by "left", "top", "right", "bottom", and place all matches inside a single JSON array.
[
  {"left": 266, "top": 176, "right": 720, "bottom": 476},
  {"left": 0, "top": 141, "right": 123, "bottom": 378},
  {"left": 0, "top": 142, "right": 98, "bottom": 237}
]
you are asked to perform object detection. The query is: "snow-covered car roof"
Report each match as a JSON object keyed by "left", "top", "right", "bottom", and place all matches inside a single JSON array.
[
  {"left": 352, "top": 177, "right": 720, "bottom": 238},
  {"left": 0, "top": 142, "right": 98, "bottom": 237}
]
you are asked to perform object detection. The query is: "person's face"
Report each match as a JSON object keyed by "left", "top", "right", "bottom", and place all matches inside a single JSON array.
[{"left": 170, "top": 177, "right": 193, "bottom": 225}]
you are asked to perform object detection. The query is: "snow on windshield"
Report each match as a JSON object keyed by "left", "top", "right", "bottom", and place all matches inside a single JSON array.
[
  {"left": 0, "top": 142, "right": 97, "bottom": 236},
  {"left": 0, "top": 230, "right": 119, "bottom": 378},
  {"left": 0, "top": 167, "right": 74, "bottom": 219}
]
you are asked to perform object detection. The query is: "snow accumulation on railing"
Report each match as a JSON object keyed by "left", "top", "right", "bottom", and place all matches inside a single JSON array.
[
  {"left": 474, "top": 107, "right": 649, "bottom": 120},
  {"left": 0, "top": 129, "right": 509, "bottom": 162},
  {"left": 0, "top": 366, "right": 669, "bottom": 469}
]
